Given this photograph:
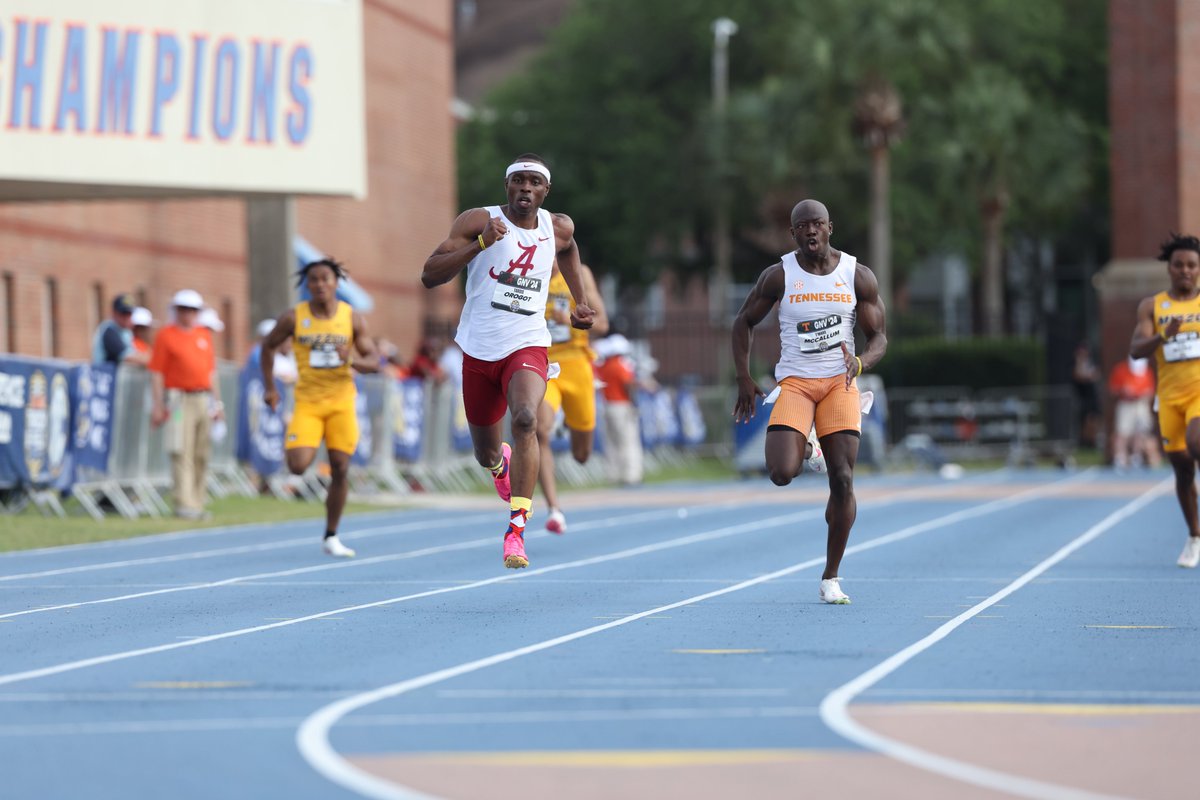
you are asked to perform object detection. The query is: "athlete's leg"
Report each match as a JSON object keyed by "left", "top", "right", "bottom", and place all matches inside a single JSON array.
[
  {"left": 535, "top": 398, "right": 561, "bottom": 513},
  {"left": 325, "top": 449, "right": 352, "bottom": 535},
  {"left": 820, "top": 431, "right": 860, "bottom": 580},
  {"left": 469, "top": 421, "right": 504, "bottom": 470},
  {"left": 507, "top": 369, "right": 548, "bottom": 503},
  {"left": 569, "top": 427, "right": 593, "bottom": 464},
  {"left": 286, "top": 447, "right": 318, "bottom": 476},
  {"left": 1167, "top": 450, "right": 1199, "bottom": 532},
  {"left": 764, "top": 428, "right": 805, "bottom": 486}
]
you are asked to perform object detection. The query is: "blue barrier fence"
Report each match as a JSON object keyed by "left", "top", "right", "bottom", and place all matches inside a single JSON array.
[{"left": 0, "top": 353, "right": 712, "bottom": 517}]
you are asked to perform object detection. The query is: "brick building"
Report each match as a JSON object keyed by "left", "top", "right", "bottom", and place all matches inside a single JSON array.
[{"left": 0, "top": 0, "right": 460, "bottom": 363}]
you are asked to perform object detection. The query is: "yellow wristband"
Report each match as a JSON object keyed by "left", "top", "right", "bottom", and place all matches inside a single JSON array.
[
  {"left": 855, "top": 356, "right": 863, "bottom": 376},
  {"left": 477, "top": 234, "right": 487, "bottom": 250}
]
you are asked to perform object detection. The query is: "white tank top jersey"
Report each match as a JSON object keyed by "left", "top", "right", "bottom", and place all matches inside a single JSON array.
[
  {"left": 454, "top": 205, "right": 556, "bottom": 361},
  {"left": 775, "top": 249, "right": 858, "bottom": 381}
]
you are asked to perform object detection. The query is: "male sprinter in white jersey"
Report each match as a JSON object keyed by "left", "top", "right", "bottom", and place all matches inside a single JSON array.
[
  {"left": 731, "top": 199, "right": 888, "bottom": 604},
  {"left": 1129, "top": 232, "right": 1200, "bottom": 568},
  {"left": 422, "top": 154, "right": 595, "bottom": 569},
  {"left": 261, "top": 258, "right": 380, "bottom": 558}
]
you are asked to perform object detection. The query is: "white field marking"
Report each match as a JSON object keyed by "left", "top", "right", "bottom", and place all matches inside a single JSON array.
[
  {"left": 0, "top": 513, "right": 498, "bottom": 583},
  {"left": 0, "top": 504, "right": 842, "bottom": 689},
  {"left": 0, "top": 706, "right": 818, "bottom": 737},
  {"left": 865, "top": 689, "right": 1200, "bottom": 701},
  {"left": 295, "top": 472, "right": 1093, "bottom": 800},
  {"left": 434, "top": 688, "right": 787, "bottom": 699},
  {"left": 0, "top": 507, "right": 409, "bottom": 559},
  {"left": 818, "top": 477, "right": 1171, "bottom": 800},
  {"left": 0, "top": 472, "right": 1036, "bottom": 689},
  {"left": 0, "top": 506, "right": 698, "bottom": 616},
  {"left": 0, "top": 469, "right": 1014, "bottom": 564}
]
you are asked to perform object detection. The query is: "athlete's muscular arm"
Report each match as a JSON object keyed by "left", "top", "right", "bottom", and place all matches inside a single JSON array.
[
  {"left": 731, "top": 263, "right": 784, "bottom": 422},
  {"left": 421, "top": 208, "right": 508, "bottom": 288},
  {"left": 552, "top": 213, "right": 595, "bottom": 329},
  {"left": 851, "top": 263, "right": 888, "bottom": 388},
  {"left": 261, "top": 310, "right": 296, "bottom": 411},
  {"left": 580, "top": 265, "right": 609, "bottom": 336},
  {"left": 349, "top": 312, "right": 380, "bottom": 374},
  {"left": 1130, "top": 296, "right": 1175, "bottom": 359}
]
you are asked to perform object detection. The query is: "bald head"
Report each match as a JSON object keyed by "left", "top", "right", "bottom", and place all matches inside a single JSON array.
[{"left": 790, "top": 199, "right": 829, "bottom": 227}]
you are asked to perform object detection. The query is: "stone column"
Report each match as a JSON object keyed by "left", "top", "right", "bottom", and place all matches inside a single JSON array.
[
  {"left": 245, "top": 196, "right": 296, "bottom": 335},
  {"left": 1095, "top": 0, "right": 1200, "bottom": 416}
]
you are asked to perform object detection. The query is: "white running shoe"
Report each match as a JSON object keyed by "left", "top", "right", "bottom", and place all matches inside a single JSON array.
[
  {"left": 545, "top": 508, "right": 567, "bottom": 535},
  {"left": 1178, "top": 536, "right": 1200, "bottom": 568},
  {"left": 323, "top": 535, "right": 356, "bottom": 558},
  {"left": 806, "top": 426, "right": 827, "bottom": 474},
  {"left": 819, "top": 577, "right": 851, "bottom": 604}
]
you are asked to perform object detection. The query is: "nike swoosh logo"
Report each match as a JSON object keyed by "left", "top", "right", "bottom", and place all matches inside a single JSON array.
[
  {"left": 834, "top": 281, "right": 846, "bottom": 288},
  {"left": 538, "top": 237, "right": 550, "bottom": 241},
  {"left": 522, "top": 363, "right": 539, "bottom": 368}
]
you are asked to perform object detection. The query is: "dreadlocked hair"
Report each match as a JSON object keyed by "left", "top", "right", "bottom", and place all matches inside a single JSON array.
[
  {"left": 296, "top": 257, "right": 349, "bottom": 287},
  {"left": 1157, "top": 232, "right": 1200, "bottom": 262}
]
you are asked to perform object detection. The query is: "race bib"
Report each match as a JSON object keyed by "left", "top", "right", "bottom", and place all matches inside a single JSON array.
[
  {"left": 547, "top": 296, "right": 572, "bottom": 342},
  {"left": 1163, "top": 331, "right": 1200, "bottom": 362},
  {"left": 310, "top": 343, "right": 344, "bottom": 369},
  {"left": 796, "top": 314, "right": 844, "bottom": 354},
  {"left": 490, "top": 271, "right": 544, "bottom": 316}
]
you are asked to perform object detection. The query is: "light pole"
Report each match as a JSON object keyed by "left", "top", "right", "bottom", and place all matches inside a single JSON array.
[{"left": 711, "top": 17, "right": 737, "bottom": 325}]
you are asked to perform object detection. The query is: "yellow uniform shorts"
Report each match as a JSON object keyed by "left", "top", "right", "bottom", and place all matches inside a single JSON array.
[
  {"left": 1157, "top": 393, "right": 1200, "bottom": 452},
  {"left": 544, "top": 356, "right": 596, "bottom": 432},
  {"left": 768, "top": 375, "right": 861, "bottom": 437},
  {"left": 286, "top": 401, "right": 359, "bottom": 454}
]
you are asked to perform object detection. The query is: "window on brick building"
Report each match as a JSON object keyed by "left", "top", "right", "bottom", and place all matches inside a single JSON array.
[
  {"left": 90, "top": 282, "right": 104, "bottom": 336},
  {"left": 222, "top": 298, "right": 234, "bottom": 360},
  {"left": 43, "top": 278, "right": 59, "bottom": 358},
  {"left": 1, "top": 273, "right": 13, "bottom": 353}
]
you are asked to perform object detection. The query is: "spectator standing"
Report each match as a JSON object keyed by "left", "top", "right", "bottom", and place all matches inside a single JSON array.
[
  {"left": 1108, "top": 356, "right": 1160, "bottom": 470},
  {"left": 595, "top": 333, "right": 643, "bottom": 486},
  {"left": 131, "top": 307, "right": 154, "bottom": 356},
  {"left": 93, "top": 293, "right": 148, "bottom": 366},
  {"left": 148, "top": 289, "right": 223, "bottom": 520},
  {"left": 407, "top": 336, "right": 449, "bottom": 384}
]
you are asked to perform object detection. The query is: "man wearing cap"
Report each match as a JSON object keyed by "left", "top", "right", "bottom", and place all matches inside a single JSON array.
[
  {"left": 92, "top": 293, "right": 149, "bottom": 366},
  {"left": 422, "top": 153, "right": 595, "bottom": 570},
  {"left": 148, "top": 289, "right": 224, "bottom": 520}
]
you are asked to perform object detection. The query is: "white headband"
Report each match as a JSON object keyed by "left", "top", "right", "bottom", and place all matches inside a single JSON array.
[{"left": 505, "top": 161, "right": 551, "bottom": 183}]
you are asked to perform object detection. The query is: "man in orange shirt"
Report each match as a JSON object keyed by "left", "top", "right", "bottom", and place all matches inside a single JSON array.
[
  {"left": 595, "top": 333, "right": 643, "bottom": 486},
  {"left": 148, "top": 289, "right": 224, "bottom": 520},
  {"left": 1108, "top": 356, "right": 1159, "bottom": 470}
]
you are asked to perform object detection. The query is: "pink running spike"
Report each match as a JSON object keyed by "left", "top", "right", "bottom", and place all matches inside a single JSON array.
[{"left": 492, "top": 442, "right": 512, "bottom": 502}]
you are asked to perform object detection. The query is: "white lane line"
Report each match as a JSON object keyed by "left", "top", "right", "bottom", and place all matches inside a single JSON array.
[
  {"left": 294, "top": 472, "right": 1094, "bottom": 800},
  {"left": 0, "top": 514, "right": 498, "bottom": 582},
  {"left": 0, "top": 706, "right": 818, "bottom": 737},
  {"left": 0, "top": 505, "right": 837, "bottom": 689},
  {"left": 817, "top": 477, "right": 1171, "bottom": 800},
  {"left": 0, "top": 508, "right": 412, "bottom": 559},
  {"left": 0, "top": 507, "right": 725, "bottom": 619}
]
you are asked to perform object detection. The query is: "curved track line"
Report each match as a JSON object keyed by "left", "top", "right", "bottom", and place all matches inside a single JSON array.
[
  {"left": 294, "top": 472, "right": 1094, "bottom": 800},
  {"left": 817, "top": 478, "right": 1171, "bottom": 800}
]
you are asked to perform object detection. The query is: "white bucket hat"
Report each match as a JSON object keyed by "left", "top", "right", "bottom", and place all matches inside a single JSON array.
[
  {"left": 198, "top": 307, "right": 225, "bottom": 332},
  {"left": 171, "top": 289, "right": 204, "bottom": 309}
]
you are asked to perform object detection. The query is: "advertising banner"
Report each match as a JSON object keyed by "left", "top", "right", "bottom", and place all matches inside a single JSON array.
[
  {"left": 0, "top": 0, "right": 365, "bottom": 198},
  {"left": 72, "top": 362, "right": 116, "bottom": 477},
  {"left": 0, "top": 356, "right": 75, "bottom": 490}
]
